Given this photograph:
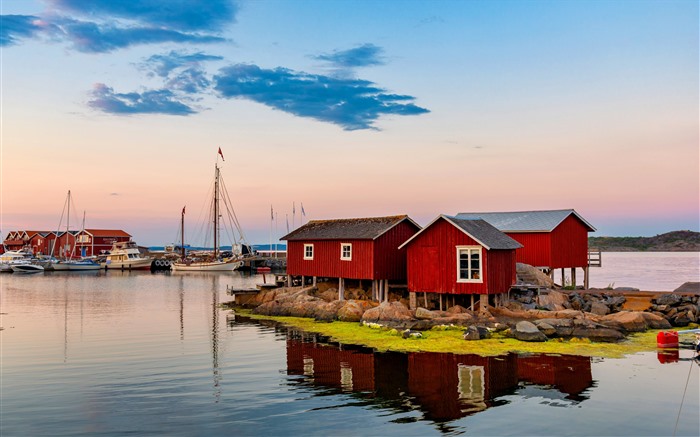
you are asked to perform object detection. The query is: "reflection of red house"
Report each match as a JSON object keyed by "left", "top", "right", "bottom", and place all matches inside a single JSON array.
[
  {"left": 282, "top": 215, "right": 421, "bottom": 300},
  {"left": 286, "top": 338, "right": 375, "bottom": 392},
  {"left": 400, "top": 215, "right": 521, "bottom": 309},
  {"left": 517, "top": 354, "right": 592, "bottom": 400}
]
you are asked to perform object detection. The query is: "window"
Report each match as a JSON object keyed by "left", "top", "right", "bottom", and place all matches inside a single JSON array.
[
  {"left": 457, "top": 246, "right": 482, "bottom": 282},
  {"left": 340, "top": 243, "right": 352, "bottom": 261},
  {"left": 303, "top": 244, "right": 314, "bottom": 260}
]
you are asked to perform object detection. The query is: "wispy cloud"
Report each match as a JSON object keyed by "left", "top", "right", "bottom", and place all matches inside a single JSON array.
[
  {"left": 0, "top": 15, "right": 47, "bottom": 46},
  {"left": 315, "top": 43, "right": 385, "bottom": 69},
  {"left": 141, "top": 51, "right": 224, "bottom": 78},
  {"left": 214, "top": 64, "right": 429, "bottom": 130},
  {"left": 88, "top": 83, "right": 196, "bottom": 115}
]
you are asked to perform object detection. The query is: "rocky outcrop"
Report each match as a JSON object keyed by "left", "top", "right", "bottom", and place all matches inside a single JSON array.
[
  {"left": 361, "top": 301, "right": 414, "bottom": 324},
  {"left": 516, "top": 263, "right": 554, "bottom": 288},
  {"left": 512, "top": 321, "right": 547, "bottom": 342}
]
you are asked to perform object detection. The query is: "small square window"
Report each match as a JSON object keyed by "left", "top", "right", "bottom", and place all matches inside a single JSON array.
[
  {"left": 341, "top": 243, "right": 352, "bottom": 261},
  {"left": 304, "top": 244, "right": 314, "bottom": 260},
  {"left": 456, "top": 246, "right": 482, "bottom": 283}
]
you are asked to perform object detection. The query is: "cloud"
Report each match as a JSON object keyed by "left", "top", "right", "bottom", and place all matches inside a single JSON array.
[
  {"left": 48, "top": 0, "right": 237, "bottom": 32},
  {"left": 53, "top": 17, "right": 225, "bottom": 53},
  {"left": 88, "top": 83, "right": 196, "bottom": 115},
  {"left": 0, "top": 15, "right": 46, "bottom": 46},
  {"left": 141, "top": 51, "right": 223, "bottom": 77},
  {"left": 1, "top": 0, "right": 235, "bottom": 52},
  {"left": 315, "top": 43, "right": 385, "bottom": 69},
  {"left": 213, "top": 64, "right": 429, "bottom": 130}
]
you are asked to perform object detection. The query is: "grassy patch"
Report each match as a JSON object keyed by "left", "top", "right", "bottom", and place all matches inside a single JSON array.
[{"left": 232, "top": 309, "right": 686, "bottom": 358}]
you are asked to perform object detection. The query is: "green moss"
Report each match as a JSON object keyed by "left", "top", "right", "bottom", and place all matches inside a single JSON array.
[{"left": 233, "top": 309, "right": 681, "bottom": 358}]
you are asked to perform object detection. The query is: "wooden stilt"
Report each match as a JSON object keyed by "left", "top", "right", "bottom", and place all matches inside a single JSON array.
[
  {"left": 561, "top": 269, "right": 566, "bottom": 287},
  {"left": 313, "top": 276, "right": 317, "bottom": 287},
  {"left": 287, "top": 274, "right": 292, "bottom": 287},
  {"left": 384, "top": 279, "right": 389, "bottom": 302},
  {"left": 409, "top": 292, "right": 417, "bottom": 310},
  {"left": 571, "top": 268, "right": 576, "bottom": 288},
  {"left": 372, "top": 280, "right": 377, "bottom": 301},
  {"left": 439, "top": 294, "right": 443, "bottom": 311},
  {"left": 339, "top": 278, "right": 345, "bottom": 301},
  {"left": 302, "top": 276, "right": 305, "bottom": 286},
  {"left": 584, "top": 266, "right": 590, "bottom": 290},
  {"left": 424, "top": 292, "right": 428, "bottom": 308},
  {"left": 470, "top": 294, "right": 474, "bottom": 311}
]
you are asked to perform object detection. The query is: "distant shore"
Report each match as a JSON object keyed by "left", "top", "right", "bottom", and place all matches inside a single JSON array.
[{"left": 589, "top": 230, "right": 700, "bottom": 252}]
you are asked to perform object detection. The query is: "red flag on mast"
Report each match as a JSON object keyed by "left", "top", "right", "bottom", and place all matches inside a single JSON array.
[
  {"left": 218, "top": 147, "right": 225, "bottom": 161},
  {"left": 182, "top": 206, "right": 186, "bottom": 215}
]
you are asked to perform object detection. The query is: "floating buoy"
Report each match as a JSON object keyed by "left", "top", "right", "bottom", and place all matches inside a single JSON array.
[{"left": 657, "top": 331, "right": 679, "bottom": 348}]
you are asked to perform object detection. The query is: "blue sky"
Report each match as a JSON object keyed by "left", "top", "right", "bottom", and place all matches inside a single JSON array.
[{"left": 1, "top": 0, "right": 698, "bottom": 246}]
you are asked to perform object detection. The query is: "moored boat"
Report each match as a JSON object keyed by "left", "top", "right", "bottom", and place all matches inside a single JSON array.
[
  {"left": 10, "top": 262, "right": 45, "bottom": 273},
  {"left": 0, "top": 250, "right": 34, "bottom": 272},
  {"left": 101, "top": 241, "right": 152, "bottom": 270}
]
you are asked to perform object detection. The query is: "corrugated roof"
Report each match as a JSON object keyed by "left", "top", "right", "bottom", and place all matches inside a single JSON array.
[
  {"left": 399, "top": 215, "right": 522, "bottom": 250},
  {"left": 282, "top": 215, "right": 417, "bottom": 241},
  {"left": 454, "top": 209, "right": 596, "bottom": 232}
]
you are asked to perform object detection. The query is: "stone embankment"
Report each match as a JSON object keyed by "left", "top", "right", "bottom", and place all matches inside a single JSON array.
[{"left": 240, "top": 281, "right": 699, "bottom": 343}]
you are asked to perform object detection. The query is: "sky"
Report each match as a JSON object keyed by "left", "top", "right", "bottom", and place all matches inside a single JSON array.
[{"left": 1, "top": 0, "right": 698, "bottom": 247}]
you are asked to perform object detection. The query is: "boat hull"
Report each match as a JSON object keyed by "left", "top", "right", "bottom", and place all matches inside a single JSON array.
[
  {"left": 11, "top": 264, "right": 45, "bottom": 273},
  {"left": 101, "top": 259, "right": 152, "bottom": 270},
  {"left": 171, "top": 260, "right": 242, "bottom": 271}
]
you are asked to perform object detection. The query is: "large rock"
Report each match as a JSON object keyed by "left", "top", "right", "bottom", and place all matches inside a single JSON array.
[
  {"left": 361, "top": 301, "right": 413, "bottom": 324},
  {"left": 415, "top": 307, "right": 439, "bottom": 320},
  {"left": 640, "top": 312, "right": 672, "bottom": 329},
  {"left": 516, "top": 263, "right": 555, "bottom": 288},
  {"left": 655, "top": 293, "right": 682, "bottom": 306},
  {"left": 537, "top": 290, "right": 568, "bottom": 311},
  {"left": 513, "top": 321, "right": 547, "bottom": 342},
  {"left": 589, "top": 301, "right": 610, "bottom": 316},
  {"left": 601, "top": 311, "right": 648, "bottom": 332},
  {"left": 571, "top": 327, "right": 625, "bottom": 342},
  {"left": 337, "top": 300, "right": 375, "bottom": 322}
]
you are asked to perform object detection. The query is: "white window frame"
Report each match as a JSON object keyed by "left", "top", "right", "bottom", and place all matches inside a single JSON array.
[
  {"left": 456, "top": 246, "right": 483, "bottom": 283},
  {"left": 340, "top": 243, "right": 352, "bottom": 261},
  {"left": 303, "top": 244, "right": 314, "bottom": 260}
]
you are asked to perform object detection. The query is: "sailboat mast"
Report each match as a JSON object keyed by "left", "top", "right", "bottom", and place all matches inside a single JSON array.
[
  {"left": 214, "top": 164, "right": 219, "bottom": 259},
  {"left": 181, "top": 207, "right": 186, "bottom": 260},
  {"left": 66, "top": 190, "right": 71, "bottom": 259}
]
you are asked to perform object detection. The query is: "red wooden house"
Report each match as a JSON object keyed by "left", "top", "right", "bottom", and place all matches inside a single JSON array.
[
  {"left": 455, "top": 209, "right": 596, "bottom": 287},
  {"left": 75, "top": 229, "right": 132, "bottom": 257},
  {"left": 400, "top": 215, "right": 522, "bottom": 309},
  {"left": 281, "top": 215, "right": 421, "bottom": 301}
]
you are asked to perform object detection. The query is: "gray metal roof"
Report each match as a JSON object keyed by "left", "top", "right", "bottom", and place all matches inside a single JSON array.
[
  {"left": 454, "top": 209, "right": 596, "bottom": 232},
  {"left": 281, "top": 215, "right": 419, "bottom": 241},
  {"left": 399, "top": 215, "right": 522, "bottom": 250}
]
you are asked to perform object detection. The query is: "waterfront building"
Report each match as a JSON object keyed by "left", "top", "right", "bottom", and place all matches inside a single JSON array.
[
  {"left": 281, "top": 215, "right": 421, "bottom": 301},
  {"left": 454, "top": 209, "right": 596, "bottom": 288},
  {"left": 399, "top": 215, "right": 522, "bottom": 311}
]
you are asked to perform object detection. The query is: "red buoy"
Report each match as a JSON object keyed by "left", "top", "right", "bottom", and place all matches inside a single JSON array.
[{"left": 657, "top": 331, "right": 679, "bottom": 348}]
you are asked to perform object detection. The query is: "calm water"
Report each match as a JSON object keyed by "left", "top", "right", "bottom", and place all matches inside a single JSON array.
[
  {"left": 581, "top": 252, "right": 699, "bottom": 291},
  {"left": 1, "top": 264, "right": 699, "bottom": 436}
]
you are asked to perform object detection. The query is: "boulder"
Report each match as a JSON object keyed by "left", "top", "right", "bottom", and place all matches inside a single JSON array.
[
  {"left": 513, "top": 321, "right": 547, "bottom": 342},
  {"left": 589, "top": 301, "right": 610, "bottom": 316},
  {"left": 571, "top": 327, "right": 625, "bottom": 342},
  {"left": 601, "top": 311, "right": 648, "bottom": 332},
  {"left": 535, "top": 321, "right": 556, "bottom": 337},
  {"left": 361, "top": 301, "right": 413, "bottom": 324},
  {"left": 640, "top": 312, "right": 672, "bottom": 329},
  {"left": 415, "top": 307, "right": 438, "bottom": 320},
  {"left": 537, "top": 290, "right": 568, "bottom": 311},
  {"left": 337, "top": 300, "right": 373, "bottom": 322},
  {"left": 463, "top": 326, "right": 481, "bottom": 340},
  {"left": 655, "top": 293, "right": 682, "bottom": 306},
  {"left": 516, "top": 263, "right": 555, "bottom": 288},
  {"left": 446, "top": 305, "right": 470, "bottom": 314}
]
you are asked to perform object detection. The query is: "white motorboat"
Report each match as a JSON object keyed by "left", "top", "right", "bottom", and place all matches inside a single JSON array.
[
  {"left": 0, "top": 250, "right": 34, "bottom": 272},
  {"left": 101, "top": 241, "right": 152, "bottom": 270},
  {"left": 10, "top": 262, "right": 45, "bottom": 273},
  {"left": 67, "top": 259, "right": 101, "bottom": 271}
]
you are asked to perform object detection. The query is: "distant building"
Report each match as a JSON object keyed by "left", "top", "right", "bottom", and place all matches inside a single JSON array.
[
  {"left": 281, "top": 215, "right": 421, "bottom": 300},
  {"left": 3, "top": 228, "right": 132, "bottom": 257},
  {"left": 400, "top": 215, "right": 522, "bottom": 310}
]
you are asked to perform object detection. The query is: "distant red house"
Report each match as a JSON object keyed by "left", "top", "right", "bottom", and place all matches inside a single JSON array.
[
  {"left": 75, "top": 229, "right": 132, "bottom": 257},
  {"left": 281, "top": 215, "right": 421, "bottom": 300},
  {"left": 400, "top": 215, "right": 522, "bottom": 309}
]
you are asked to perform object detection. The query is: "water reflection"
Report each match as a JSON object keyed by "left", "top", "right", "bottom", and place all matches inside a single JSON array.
[{"left": 282, "top": 330, "right": 593, "bottom": 424}]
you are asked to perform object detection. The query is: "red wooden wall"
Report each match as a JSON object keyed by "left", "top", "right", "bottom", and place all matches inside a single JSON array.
[
  {"left": 506, "top": 214, "right": 590, "bottom": 269},
  {"left": 286, "top": 219, "right": 419, "bottom": 280},
  {"left": 405, "top": 218, "right": 516, "bottom": 295}
]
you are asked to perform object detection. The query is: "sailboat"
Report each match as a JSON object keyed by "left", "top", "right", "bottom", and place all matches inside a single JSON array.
[
  {"left": 48, "top": 190, "right": 77, "bottom": 271},
  {"left": 49, "top": 191, "right": 101, "bottom": 271},
  {"left": 171, "top": 151, "right": 245, "bottom": 272}
]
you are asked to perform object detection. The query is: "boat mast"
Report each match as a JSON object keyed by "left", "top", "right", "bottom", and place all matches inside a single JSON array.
[
  {"left": 214, "top": 163, "right": 219, "bottom": 259},
  {"left": 181, "top": 206, "right": 186, "bottom": 260},
  {"left": 66, "top": 190, "right": 71, "bottom": 259}
]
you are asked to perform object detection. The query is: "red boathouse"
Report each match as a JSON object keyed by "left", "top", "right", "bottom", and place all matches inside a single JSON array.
[
  {"left": 455, "top": 209, "right": 596, "bottom": 288},
  {"left": 281, "top": 215, "right": 421, "bottom": 301},
  {"left": 399, "top": 215, "right": 522, "bottom": 311}
]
